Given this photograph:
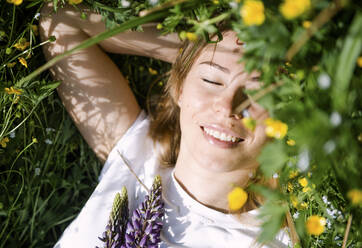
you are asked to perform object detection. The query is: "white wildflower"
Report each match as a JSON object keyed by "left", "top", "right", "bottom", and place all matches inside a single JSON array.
[
  {"left": 293, "top": 211, "right": 300, "bottom": 219},
  {"left": 317, "top": 73, "right": 331, "bottom": 89},
  {"left": 242, "top": 109, "right": 250, "bottom": 117},
  {"left": 297, "top": 149, "right": 309, "bottom": 172},
  {"left": 9, "top": 131, "right": 15, "bottom": 138},
  {"left": 45, "top": 127, "right": 55, "bottom": 133},
  {"left": 330, "top": 111, "right": 342, "bottom": 126},
  {"left": 121, "top": 0, "right": 130, "bottom": 7},
  {"left": 323, "top": 140, "right": 336, "bottom": 154},
  {"left": 149, "top": 0, "right": 158, "bottom": 5},
  {"left": 34, "top": 13, "right": 40, "bottom": 20},
  {"left": 229, "top": 2, "right": 238, "bottom": 8},
  {"left": 44, "top": 139, "right": 53, "bottom": 145},
  {"left": 35, "top": 167, "right": 41, "bottom": 176}
]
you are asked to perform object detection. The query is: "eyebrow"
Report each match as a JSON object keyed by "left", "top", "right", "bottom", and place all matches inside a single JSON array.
[{"left": 199, "top": 61, "right": 230, "bottom": 74}]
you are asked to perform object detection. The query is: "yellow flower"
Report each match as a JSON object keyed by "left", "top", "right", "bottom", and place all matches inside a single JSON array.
[
  {"left": 357, "top": 56, "right": 362, "bottom": 68},
  {"left": 148, "top": 68, "right": 158, "bottom": 75},
  {"left": 298, "top": 177, "right": 308, "bottom": 187},
  {"left": 18, "top": 57, "right": 28, "bottom": 68},
  {"left": 213, "top": 0, "right": 219, "bottom": 4},
  {"left": 186, "top": 32, "right": 198, "bottom": 42},
  {"left": 289, "top": 170, "right": 299, "bottom": 179},
  {"left": 290, "top": 195, "right": 298, "bottom": 208},
  {"left": 265, "top": 118, "right": 288, "bottom": 139},
  {"left": 347, "top": 189, "right": 362, "bottom": 206},
  {"left": 287, "top": 139, "right": 296, "bottom": 146},
  {"left": 303, "top": 20, "right": 312, "bottom": 29},
  {"left": 7, "top": 62, "right": 16, "bottom": 68},
  {"left": 300, "top": 202, "right": 308, "bottom": 209},
  {"left": 68, "top": 0, "right": 83, "bottom": 4},
  {"left": 228, "top": 187, "right": 248, "bottom": 211},
  {"left": 302, "top": 186, "right": 311, "bottom": 193},
  {"left": 241, "top": 0, "right": 265, "bottom": 26},
  {"left": 31, "top": 25, "right": 39, "bottom": 35},
  {"left": 5, "top": 86, "right": 23, "bottom": 95},
  {"left": 306, "top": 215, "right": 326, "bottom": 236},
  {"left": 358, "top": 133, "right": 362, "bottom": 142},
  {"left": 156, "top": 23, "right": 163, "bottom": 30},
  {"left": 32, "top": 137, "right": 38, "bottom": 143},
  {"left": 287, "top": 182, "right": 293, "bottom": 192},
  {"left": 6, "top": 0, "right": 23, "bottom": 5},
  {"left": 0, "top": 137, "right": 10, "bottom": 148},
  {"left": 242, "top": 117, "right": 256, "bottom": 131},
  {"left": 13, "top": 38, "right": 30, "bottom": 51},
  {"left": 280, "top": 0, "right": 311, "bottom": 20}
]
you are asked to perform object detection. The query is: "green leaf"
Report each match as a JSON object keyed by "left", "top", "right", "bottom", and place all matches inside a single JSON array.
[
  {"left": 257, "top": 202, "right": 288, "bottom": 243},
  {"left": 333, "top": 11, "right": 362, "bottom": 112},
  {"left": 258, "top": 141, "right": 288, "bottom": 178}
]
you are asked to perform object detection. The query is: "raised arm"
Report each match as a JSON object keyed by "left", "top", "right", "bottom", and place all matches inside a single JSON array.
[{"left": 39, "top": 3, "right": 180, "bottom": 163}]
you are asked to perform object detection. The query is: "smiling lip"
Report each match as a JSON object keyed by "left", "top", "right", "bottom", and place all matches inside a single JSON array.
[{"left": 200, "top": 126, "right": 244, "bottom": 149}]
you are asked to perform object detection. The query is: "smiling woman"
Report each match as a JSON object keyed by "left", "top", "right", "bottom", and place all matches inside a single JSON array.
[{"left": 40, "top": 3, "right": 293, "bottom": 248}]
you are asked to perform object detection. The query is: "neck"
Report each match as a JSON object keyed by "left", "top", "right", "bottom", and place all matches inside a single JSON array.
[{"left": 174, "top": 146, "right": 258, "bottom": 213}]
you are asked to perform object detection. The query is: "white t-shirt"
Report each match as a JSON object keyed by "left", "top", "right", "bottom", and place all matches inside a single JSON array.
[{"left": 54, "top": 111, "right": 291, "bottom": 248}]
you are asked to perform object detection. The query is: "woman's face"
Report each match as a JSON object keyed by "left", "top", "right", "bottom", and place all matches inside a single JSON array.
[{"left": 177, "top": 31, "right": 269, "bottom": 172}]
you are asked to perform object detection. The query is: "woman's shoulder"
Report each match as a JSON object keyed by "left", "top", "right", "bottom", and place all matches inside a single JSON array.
[{"left": 99, "top": 110, "right": 153, "bottom": 180}]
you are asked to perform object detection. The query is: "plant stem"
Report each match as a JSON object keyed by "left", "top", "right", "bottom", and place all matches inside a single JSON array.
[
  {"left": 342, "top": 214, "right": 352, "bottom": 248},
  {"left": 117, "top": 150, "right": 150, "bottom": 193},
  {"left": 234, "top": 81, "right": 284, "bottom": 114},
  {"left": 286, "top": 0, "right": 343, "bottom": 61}
]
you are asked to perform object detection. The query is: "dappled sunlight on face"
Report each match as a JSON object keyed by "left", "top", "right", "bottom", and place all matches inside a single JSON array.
[{"left": 177, "top": 31, "right": 269, "bottom": 172}]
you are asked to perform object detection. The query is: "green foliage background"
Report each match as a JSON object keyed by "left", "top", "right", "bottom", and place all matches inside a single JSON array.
[{"left": 0, "top": 0, "right": 361, "bottom": 247}]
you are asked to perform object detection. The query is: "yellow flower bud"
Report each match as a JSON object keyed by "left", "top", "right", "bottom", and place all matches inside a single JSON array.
[
  {"left": 228, "top": 187, "right": 248, "bottom": 211},
  {"left": 280, "top": 0, "right": 311, "bottom": 20},
  {"left": 287, "top": 139, "right": 296, "bottom": 146},
  {"left": 242, "top": 117, "right": 256, "bottom": 131},
  {"left": 303, "top": 21, "right": 311, "bottom": 29},
  {"left": 148, "top": 68, "right": 158, "bottom": 75},
  {"left": 347, "top": 189, "right": 362, "bottom": 206},
  {"left": 306, "top": 215, "right": 326, "bottom": 236},
  {"left": 240, "top": 0, "right": 265, "bottom": 26},
  {"left": 18, "top": 57, "right": 28, "bottom": 68},
  {"left": 5, "top": 86, "right": 23, "bottom": 95},
  {"left": 264, "top": 118, "right": 288, "bottom": 139},
  {"left": 298, "top": 177, "right": 308, "bottom": 187},
  {"left": 289, "top": 170, "right": 299, "bottom": 179},
  {"left": 186, "top": 32, "right": 198, "bottom": 42},
  {"left": 0, "top": 137, "right": 10, "bottom": 148},
  {"left": 357, "top": 56, "right": 362, "bottom": 68},
  {"left": 68, "top": 0, "right": 83, "bottom": 4}
]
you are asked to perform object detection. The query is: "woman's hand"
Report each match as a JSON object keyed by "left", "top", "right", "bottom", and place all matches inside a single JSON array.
[{"left": 39, "top": 3, "right": 180, "bottom": 163}]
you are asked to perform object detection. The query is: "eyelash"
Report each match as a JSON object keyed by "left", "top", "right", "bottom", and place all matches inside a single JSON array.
[{"left": 202, "top": 78, "right": 223, "bottom": 86}]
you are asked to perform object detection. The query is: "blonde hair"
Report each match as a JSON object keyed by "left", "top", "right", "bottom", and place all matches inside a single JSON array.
[
  {"left": 148, "top": 34, "right": 300, "bottom": 247},
  {"left": 149, "top": 38, "right": 206, "bottom": 166}
]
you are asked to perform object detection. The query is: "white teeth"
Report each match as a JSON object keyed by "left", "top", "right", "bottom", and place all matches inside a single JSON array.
[{"left": 203, "top": 127, "right": 239, "bottom": 143}]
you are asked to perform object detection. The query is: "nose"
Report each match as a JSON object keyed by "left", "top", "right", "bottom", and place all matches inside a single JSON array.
[{"left": 212, "top": 87, "right": 247, "bottom": 119}]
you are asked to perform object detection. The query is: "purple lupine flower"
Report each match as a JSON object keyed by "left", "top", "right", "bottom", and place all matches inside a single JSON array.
[
  {"left": 98, "top": 187, "right": 129, "bottom": 248},
  {"left": 124, "top": 176, "right": 164, "bottom": 248}
]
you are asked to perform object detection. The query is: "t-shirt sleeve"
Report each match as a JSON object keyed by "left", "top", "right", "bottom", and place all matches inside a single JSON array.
[{"left": 99, "top": 110, "right": 148, "bottom": 181}]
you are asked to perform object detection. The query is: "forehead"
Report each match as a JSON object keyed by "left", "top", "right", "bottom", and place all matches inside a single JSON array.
[{"left": 196, "top": 31, "right": 243, "bottom": 66}]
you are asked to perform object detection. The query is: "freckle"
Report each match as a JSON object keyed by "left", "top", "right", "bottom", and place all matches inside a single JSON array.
[{"left": 232, "top": 48, "right": 241, "bottom": 53}]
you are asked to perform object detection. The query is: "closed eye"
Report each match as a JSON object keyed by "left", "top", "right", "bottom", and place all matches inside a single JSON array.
[{"left": 202, "top": 78, "right": 223, "bottom": 86}]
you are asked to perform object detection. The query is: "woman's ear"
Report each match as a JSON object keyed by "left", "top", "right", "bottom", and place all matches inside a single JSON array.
[{"left": 177, "top": 86, "right": 183, "bottom": 107}]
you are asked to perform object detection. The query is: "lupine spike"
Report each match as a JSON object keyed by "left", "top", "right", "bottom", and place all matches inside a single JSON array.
[
  {"left": 124, "top": 175, "right": 164, "bottom": 247},
  {"left": 98, "top": 187, "right": 129, "bottom": 247}
]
